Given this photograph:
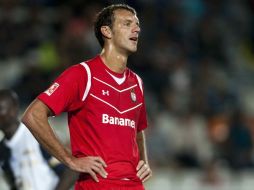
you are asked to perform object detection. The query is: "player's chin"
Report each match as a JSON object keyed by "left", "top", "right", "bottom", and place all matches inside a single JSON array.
[
  {"left": 129, "top": 47, "right": 138, "bottom": 53},
  {"left": 125, "top": 45, "right": 138, "bottom": 55},
  {"left": 129, "top": 43, "right": 138, "bottom": 50}
]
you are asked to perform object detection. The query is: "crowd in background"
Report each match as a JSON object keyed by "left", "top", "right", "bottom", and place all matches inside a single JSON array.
[{"left": 2, "top": 0, "right": 254, "bottom": 187}]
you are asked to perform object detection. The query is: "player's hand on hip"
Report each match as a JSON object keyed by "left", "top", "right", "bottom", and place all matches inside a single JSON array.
[
  {"left": 70, "top": 156, "right": 108, "bottom": 182},
  {"left": 136, "top": 160, "right": 152, "bottom": 182}
]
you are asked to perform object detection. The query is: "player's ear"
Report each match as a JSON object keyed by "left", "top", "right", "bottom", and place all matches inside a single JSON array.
[{"left": 101, "top": 26, "right": 112, "bottom": 39}]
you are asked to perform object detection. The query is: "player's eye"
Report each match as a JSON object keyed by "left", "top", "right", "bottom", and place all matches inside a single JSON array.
[{"left": 124, "top": 21, "right": 131, "bottom": 26}]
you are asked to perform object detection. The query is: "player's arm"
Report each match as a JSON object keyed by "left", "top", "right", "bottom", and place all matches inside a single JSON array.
[
  {"left": 136, "top": 130, "right": 152, "bottom": 182},
  {"left": 39, "top": 145, "right": 78, "bottom": 190},
  {"left": 54, "top": 167, "right": 78, "bottom": 190},
  {"left": 21, "top": 99, "right": 108, "bottom": 182}
]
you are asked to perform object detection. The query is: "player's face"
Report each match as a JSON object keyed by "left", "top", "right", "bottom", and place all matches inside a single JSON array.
[
  {"left": 0, "top": 99, "right": 13, "bottom": 130},
  {"left": 111, "top": 9, "right": 140, "bottom": 55}
]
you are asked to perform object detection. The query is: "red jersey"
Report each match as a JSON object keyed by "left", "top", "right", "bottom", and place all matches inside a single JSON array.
[{"left": 38, "top": 56, "right": 148, "bottom": 183}]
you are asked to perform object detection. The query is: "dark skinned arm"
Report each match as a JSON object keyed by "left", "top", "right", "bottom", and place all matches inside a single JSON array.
[
  {"left": 54, "top": 167, "right": 78, "bottom": 190},
  {"left": 22, "top": 99, "right": 108, "bottom": 182}
]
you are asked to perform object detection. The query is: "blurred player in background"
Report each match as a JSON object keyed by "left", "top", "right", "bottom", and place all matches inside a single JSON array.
[
  {"left": 22, "top": 3, "right": 152, "bottom": 190},
  {"left": 0, "top": 89, "right": 77, "bottom": 190}
]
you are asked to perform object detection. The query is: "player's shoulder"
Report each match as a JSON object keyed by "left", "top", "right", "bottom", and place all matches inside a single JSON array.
[
  {"left": 82, "top": 55, "right": 100, "bottom": 67},
  {"left": 62, "top": 64, "right": 84, "bottom": 74},
  {"left": 60, "top": 61, "right": 91, "bottom": 79},
  {"left": 63, "top": 55, "right": 98, "bottom": 71},
  {"left": 127, "top": 68, "right": 143, "bottom": 82},
  {"left": 69, "top": 56, "right": 99, "bottom": 74},
  {"left": 85, "top": 55, "right": 98, "bottom": 63},
  {"left": 127, "top": 68, "right": 144, "bottom": 94},
  {"left": 57, "top": 56, "right": 99, "bottom": 83}
]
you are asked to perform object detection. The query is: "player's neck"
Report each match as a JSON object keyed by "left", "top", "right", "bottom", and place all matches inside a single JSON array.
[
  {"left": 100, "top": 48, "right": 128, "bottom": 74},
  {"left": 4, "top": 120, "right": 20, "bottom": 140}
]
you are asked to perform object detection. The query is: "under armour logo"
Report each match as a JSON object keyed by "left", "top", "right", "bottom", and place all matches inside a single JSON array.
[{"left": 102, "top": 90, "right": 109, "bottom": 96}]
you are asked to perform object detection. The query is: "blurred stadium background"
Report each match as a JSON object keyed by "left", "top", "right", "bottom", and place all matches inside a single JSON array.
[{"left": 2, "top": 0, "right": 254, "bottom": 189}]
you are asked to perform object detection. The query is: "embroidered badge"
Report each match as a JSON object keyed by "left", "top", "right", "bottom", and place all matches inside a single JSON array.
[
  {"left": 130, "top": 89, "right": 136, "bottom": 102},
  {"left": 45, "top": 82, "right": 59, "bottom": 96}
]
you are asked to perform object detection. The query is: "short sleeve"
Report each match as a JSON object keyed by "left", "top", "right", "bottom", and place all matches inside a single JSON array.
[
  {"left": 137, "top": 100, "right": 148, "bottom": 132},
  {"left": 136, "top": 75, "right": 148, "bottom": 132},
  {"left": 38, "top": 64, "right": 87, "bottom": 115}
]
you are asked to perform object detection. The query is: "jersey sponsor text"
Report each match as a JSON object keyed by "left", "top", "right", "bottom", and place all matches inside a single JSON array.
[{"left": 102, "top": 114, "right": 135, "bottom": 128}]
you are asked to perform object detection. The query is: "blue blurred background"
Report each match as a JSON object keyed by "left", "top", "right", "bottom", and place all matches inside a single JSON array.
[{"left": 2, "top": 0, "right": 254, "bottom": 189}]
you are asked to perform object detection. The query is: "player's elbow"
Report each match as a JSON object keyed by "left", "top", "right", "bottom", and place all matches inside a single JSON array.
[
  {"left": 21, "top": 99, "right": 49, "bottom": 128},
  {"left": 21, "top": 105, "right": 37, "bottom": 129},
  {"left": 21, "top": 108, "right": 33, "bottom": 127}
]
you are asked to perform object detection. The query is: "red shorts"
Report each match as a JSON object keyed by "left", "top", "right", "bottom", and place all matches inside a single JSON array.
[{"left": 74, "top": 179, "right": 145, "bottom": 190}]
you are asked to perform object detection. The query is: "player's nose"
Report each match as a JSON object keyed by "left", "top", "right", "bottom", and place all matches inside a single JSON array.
[{"left": 132, "top": 24, "right": 140, "bottom": 34}]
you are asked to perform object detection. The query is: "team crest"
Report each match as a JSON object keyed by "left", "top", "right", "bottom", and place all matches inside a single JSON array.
[
  {"left": 45, "top": 82, "right": 59, "bottom": 96},
  {"left": 130, "top": 89, "right": 136, "bottom": 102}
]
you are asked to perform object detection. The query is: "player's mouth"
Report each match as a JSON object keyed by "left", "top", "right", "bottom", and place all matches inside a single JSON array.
[{"left": 129, "top": 37, "right": 138, "bottom": 43}]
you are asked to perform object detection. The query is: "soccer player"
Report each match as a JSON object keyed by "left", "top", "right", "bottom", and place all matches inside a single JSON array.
[
  {"left": 22, "top": 4, "right": 152, "bottom": 190},
  {"left": 0, "top": 89, "right": 77, "bottom": 190}
]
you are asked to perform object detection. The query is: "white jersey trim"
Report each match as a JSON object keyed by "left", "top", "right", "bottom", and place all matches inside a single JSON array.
[
  {"left": 94, "top": 77, "right": 137, "bottom": 92},
  {"left": 80, "top": 62, "right": 91, "bottom": 101},
  {"left": 5, "top": 123, "right": 26, "bottom": 147},
  {"left": 105, "top": 70, "right": 126, "bottom": 85},
  {"left": 136, "top": 74, "right": 143, "bottom": 95},
  {"left": 90, "top": 93, "right": 142, "bottom": 114}
]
